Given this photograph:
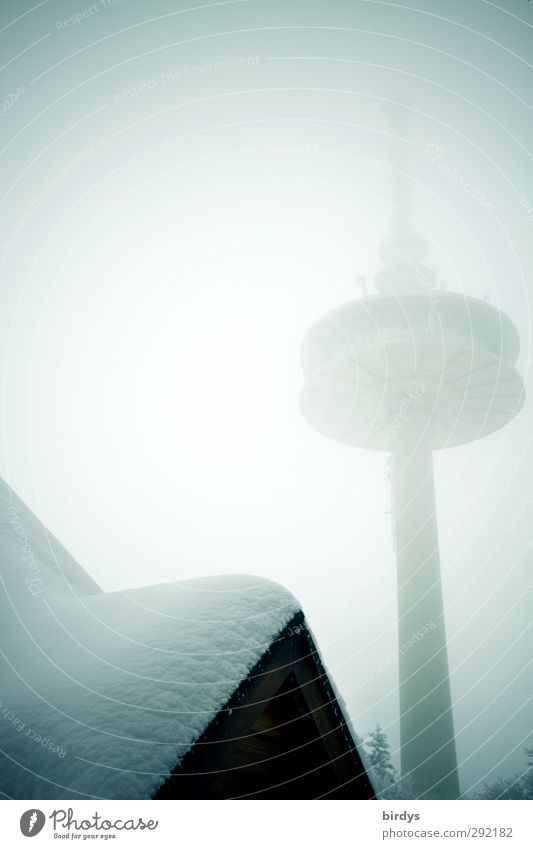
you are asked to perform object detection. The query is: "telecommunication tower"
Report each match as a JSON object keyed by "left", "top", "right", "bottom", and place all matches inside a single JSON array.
[{"left": 300, "top": 107, "right": 524, "bottom": 798}]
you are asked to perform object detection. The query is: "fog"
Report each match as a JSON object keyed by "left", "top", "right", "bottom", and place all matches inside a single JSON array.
[{"left": 0, "top": 0, "right": 531, "bottom": 796}]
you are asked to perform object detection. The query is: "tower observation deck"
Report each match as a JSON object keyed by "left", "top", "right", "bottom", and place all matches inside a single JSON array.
[{"left": 299, "top": 109, "right": 525, "bottom": 799}]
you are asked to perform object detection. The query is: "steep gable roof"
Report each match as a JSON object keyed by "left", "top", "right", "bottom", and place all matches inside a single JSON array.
[
  {"left": 0, "top": 477, "right": 370, "bottom": 800},
  {"left": 0, "top": 513, "right": 299, "bottom": 799}
]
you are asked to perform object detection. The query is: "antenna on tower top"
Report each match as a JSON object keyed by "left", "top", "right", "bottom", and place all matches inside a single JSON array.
[
  {"left": 389, "top": 97, "right": 414, "bottom": 243},
  {"left": 376, "top": 96, "right": 434, "bottom": 295}
]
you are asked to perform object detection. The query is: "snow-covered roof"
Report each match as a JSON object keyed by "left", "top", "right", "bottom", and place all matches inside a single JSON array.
[{"left": 0, "top": 479, "right": 300, "bottom": 799}]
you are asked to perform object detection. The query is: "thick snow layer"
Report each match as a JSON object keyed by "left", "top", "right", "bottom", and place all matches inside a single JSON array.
[{"left": 0, "top": 480, "right": 300, "bottom": 799}]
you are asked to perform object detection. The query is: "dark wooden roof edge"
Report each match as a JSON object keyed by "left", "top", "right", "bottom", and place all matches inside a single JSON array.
[
  {"left": 155, "top": 611, "right": 377, "bottom": 799},
  {"left": 285, "top": 613, "right": 377, "bottom": 798},
  {"left": 301, "top": 617, "right": 378, "bottom": 796}
]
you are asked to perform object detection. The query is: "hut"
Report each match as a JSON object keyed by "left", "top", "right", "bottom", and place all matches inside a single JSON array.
[{"left": 0, "top": 478, "right": 374, "bottom": 799}]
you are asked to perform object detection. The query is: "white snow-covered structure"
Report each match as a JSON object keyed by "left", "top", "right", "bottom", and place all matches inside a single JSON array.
[{"left": 0, "top": 478, "right": 374, "bottom": 799}]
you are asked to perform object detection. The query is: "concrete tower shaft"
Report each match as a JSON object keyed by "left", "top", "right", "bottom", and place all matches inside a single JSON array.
[{"left": 392, "top": 419, "right": 459, "bottom": 798}]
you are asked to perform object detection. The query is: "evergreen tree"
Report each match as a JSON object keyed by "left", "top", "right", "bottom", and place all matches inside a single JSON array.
[
  {"left": 364, "top": 724, "right": 414, "bottom": 799},
  {"left": 365, "top": 724, "right": 395, "bottom": 789},
  {"left": 475, "top": 744, "right": 533, "bottom": 800},
  {"left": 524, "top": 745, "right": 533, "bottom": 798}
]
